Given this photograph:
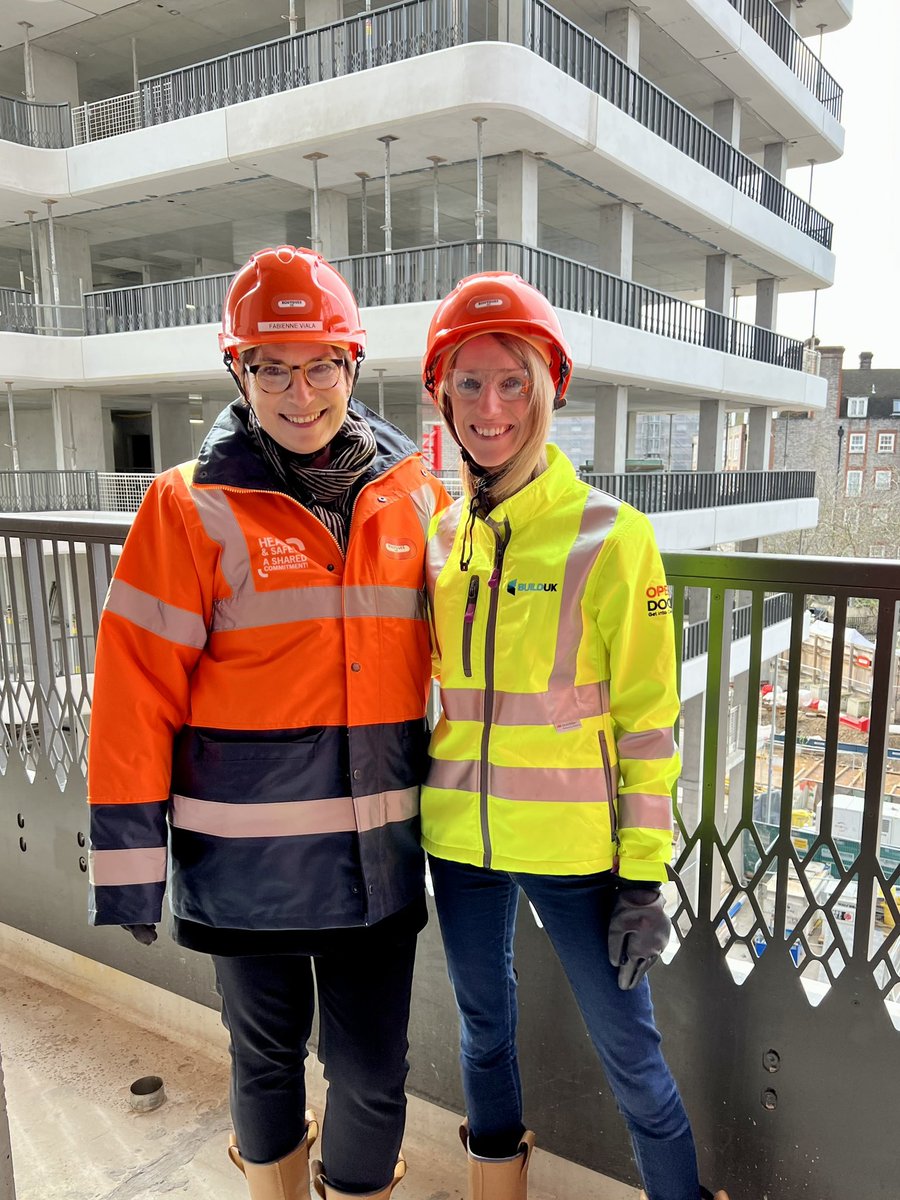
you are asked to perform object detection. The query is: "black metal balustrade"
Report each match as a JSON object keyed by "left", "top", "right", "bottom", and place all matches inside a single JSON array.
[
  {"left": 0, "top": 93, "right": 72, "bottom": 149},
  {"left": 83, "top": 242, "right": 808, "bottom": 372},
  {"left": 0, "top": 288, "right": 37, "bottom": 334},
  {"left": 0, "top": 513, "right": 896, "bottom": 1199},
  {"left": 581, "top": 467, "right": 816, "bottom": 511},
  {"left": 526, "top": 0, "right": 832, "bottom": 248},
  {"left": 728, "top": 0, "right": 843, "bottom": 118},
  {"left": 682, "top": 588, "right": 794, "bottom": 660}
]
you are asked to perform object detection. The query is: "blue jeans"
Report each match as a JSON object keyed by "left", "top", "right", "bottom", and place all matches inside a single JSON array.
[{"left": 429, "top": 856, "right": 700, "bottom": 1200}]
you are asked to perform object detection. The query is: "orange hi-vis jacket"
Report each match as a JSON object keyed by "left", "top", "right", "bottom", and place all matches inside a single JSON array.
[{"left": 87, "top": 400, "right": 448, "bottom": 931}]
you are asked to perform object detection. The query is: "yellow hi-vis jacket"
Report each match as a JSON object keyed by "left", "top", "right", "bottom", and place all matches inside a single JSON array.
[{"left": 422, "top": 444, "right": 680, "bottom": 882}]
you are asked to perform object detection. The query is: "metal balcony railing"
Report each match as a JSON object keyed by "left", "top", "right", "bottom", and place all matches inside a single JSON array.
[
  {"left": 728, "top": 0, "right": 843, "bottom": 119},
  {"left": 0, "top": 93, "right": 72, "bottom": 149},
  {"left": 682, "top": 589, "right": 794, "bottom": 660},
  {"left": 0, "top": 514, "right": 897, "bottom": 1197},
  {"left": 0, "top": 471, "right": 155, "bottom": 514},
  {"left": 0, "top": 288, "right": 37, "bottom": 334},
  {"left": 526, "top": 0, "right": 832, "bottom": 248},
  {"left": 580, "top": 467, "right": 816, "bottom": 511},
  {"left": 82, "top": 242, "right": 807, "bottom": 371}
]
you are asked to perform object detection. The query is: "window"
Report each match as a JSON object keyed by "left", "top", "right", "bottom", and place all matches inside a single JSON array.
[
  {"left": 847, "top": 396, "right": 869, "bottom": 417},
  {"left": 846, "top": 470, "right": 863, "bottom": 496},
  {"left": 894, "top": 400, "right": 900, "bottom": 416},
  {"left": 848, "top": 432, "right": 866, "bottom": 454},
  {"left": 879, "top": 432, "right": 896, "bottom": 453},
  {"left": 875, "top": 470, "right": 892, "bottom": 490}
]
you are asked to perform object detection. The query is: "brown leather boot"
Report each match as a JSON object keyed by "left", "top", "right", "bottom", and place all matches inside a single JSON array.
[
  {"left": 460, "top": 1121, "right": 535, "bottom": 1200},
  {"left": 310, "top": 1152, "right": 406, "bottom": 1199},
  {"left": 228, "top": 1110, "right": 318, "bottom": 1199}
]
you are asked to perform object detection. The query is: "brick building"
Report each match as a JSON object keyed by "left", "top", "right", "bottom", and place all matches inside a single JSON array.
[{"left": 771, "top": 347, "right": 900, "bottom": 556}]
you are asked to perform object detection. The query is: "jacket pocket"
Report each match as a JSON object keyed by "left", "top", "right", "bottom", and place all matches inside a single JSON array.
[
  {"left": 462, "top": 574, "right": 480, "bottom": 679},
  {"left": 599, "top": 729, "right": 617, "bottom": 839}
]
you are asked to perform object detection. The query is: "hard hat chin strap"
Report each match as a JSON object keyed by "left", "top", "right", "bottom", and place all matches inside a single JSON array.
[{"left": 224, "top": 350, "right": 246, "bottom": 398}]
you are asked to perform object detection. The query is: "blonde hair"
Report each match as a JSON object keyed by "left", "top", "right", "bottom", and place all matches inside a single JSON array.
[{"left": 437, "top": 334, "right": 554, "bottom": 507}]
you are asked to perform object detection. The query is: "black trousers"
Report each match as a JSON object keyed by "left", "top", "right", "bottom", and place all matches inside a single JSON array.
[{"left": 213, "top": 934, "right": 417, "bottom": 1192}]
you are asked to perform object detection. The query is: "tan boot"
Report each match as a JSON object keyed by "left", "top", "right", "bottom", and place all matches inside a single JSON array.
[
  {"left": 311, "top": 1152, "right": 406, "bottom": 1199},
  {"left": 460, "top": 1121, "right": 535, "bottom": 1200},
  {"left": 229, "top": 1111, "right": 319, "bottom": 1199}
]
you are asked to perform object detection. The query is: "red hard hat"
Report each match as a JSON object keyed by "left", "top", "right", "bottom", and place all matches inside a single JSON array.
[
  {"left": 219, "top": 245, "right": 366, "bottom": 363},
  {"left": 422, "top": 272, "right": 573, "bottom": 409}
]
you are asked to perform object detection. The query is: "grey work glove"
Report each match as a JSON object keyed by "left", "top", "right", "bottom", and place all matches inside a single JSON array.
[
  {"left": 608, "top": 888, "right": 670, "bottom": 990},
  {"left": 122, "top": 923, "right": 158, "bottom": 946}
]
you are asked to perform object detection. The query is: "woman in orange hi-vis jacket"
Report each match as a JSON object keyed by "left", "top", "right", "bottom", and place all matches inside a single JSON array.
[{"left": 87, "top": 246, "right": 448, "bottom": 1200}]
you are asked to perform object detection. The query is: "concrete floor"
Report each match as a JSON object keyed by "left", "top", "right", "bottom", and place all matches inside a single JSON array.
[{"left": 0, "top": 928, "right": 639, "bottom": 1200}]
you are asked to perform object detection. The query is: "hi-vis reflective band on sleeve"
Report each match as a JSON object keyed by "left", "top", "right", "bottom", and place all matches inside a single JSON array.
[
  {"left": 89, "top": 846, "right": 167, "bottom": 886},
  {"left": 104, "top": 579, "right": 208, "bottom": 648}
]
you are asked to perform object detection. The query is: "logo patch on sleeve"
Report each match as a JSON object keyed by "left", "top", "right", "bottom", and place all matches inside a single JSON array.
[{"left": 646, "top": 584, "right": 672, "bottom": 616}]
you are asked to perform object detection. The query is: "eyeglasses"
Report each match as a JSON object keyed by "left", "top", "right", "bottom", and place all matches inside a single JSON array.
[
  {"left": 246, "top": 359, "right": 347, "bottom": 393},
  {"left": 446, "top": 368, "right": 531, "bottom": 402}
]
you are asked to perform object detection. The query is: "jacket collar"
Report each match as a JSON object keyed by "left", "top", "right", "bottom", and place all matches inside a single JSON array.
[
  {"left": 192, "top": 398, "right": 417, "bottom": 490},
  {"left": 483, "top": 445, "right": 577, "bottom": 527}
]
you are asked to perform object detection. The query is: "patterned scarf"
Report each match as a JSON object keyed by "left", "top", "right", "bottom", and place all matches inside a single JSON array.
[{"left": 247, "top": 405, "right": 377, "bottom": 553}]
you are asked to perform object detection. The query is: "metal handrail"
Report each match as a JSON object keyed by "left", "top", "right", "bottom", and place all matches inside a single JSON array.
[
  {"left": 82, "top": 242, "right": 807, "bottom": 371},
  {"left": 0, "top": 288, "right": 37, "bottom": 334},
  {"left": 0, "top": 471, "right": 155, "bottom": 514},
  {"left": 728, "top": 0, "right": 843, "bottom": 119},
  {"left": 579, "top": 468, "right": 817, "bottom": 511},
  {"left": 0, "top": 93, "right": 72, "bottom": 149},
  {"left": 682, "top": 589, "right": 793, "bottom": 660},
  {"left": 526, "top": 0, "right": 833, "bottom": 249}
]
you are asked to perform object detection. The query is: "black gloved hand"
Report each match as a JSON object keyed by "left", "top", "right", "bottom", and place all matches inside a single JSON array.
[
  {"left": 122, "top": 923, "right": 158, "bottom": 946},
  {"left": 607, "top": 887, "right": 670, "bottom": 990}
]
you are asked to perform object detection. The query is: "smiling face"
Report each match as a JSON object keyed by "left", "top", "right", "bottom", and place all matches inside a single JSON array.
[
  {"left": 448, "top": 335, "right": 534, "bottom": 471},
  {"left": 243, "top": 341, "right": 352, "bottom": 455}
]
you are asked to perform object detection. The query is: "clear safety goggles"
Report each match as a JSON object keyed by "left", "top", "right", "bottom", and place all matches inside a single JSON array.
[{"left": 446, "top": 367, "right": 531, "bottom": 403}]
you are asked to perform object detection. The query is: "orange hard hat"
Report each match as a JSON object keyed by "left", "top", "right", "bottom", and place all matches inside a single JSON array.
[
  {"left": 219, "top": 245, "right": 366, "bottom": 364},
  {"left": 422, "top": 272, "right": 572, "bottom": 409}
]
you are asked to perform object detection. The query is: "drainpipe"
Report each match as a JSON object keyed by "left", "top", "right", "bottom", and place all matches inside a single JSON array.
[
  {"left": 288, "top": 0, "right": 299, "bottom": 35},
  {"left": 19, "top": 22, "right": 35, "bottom": 102},
  {"left": 379, "top": 136, "right": 398, "bottom": 253},
  {"left": 473, "top": 117, "right": 486, "bottom": 267},
  {"left": 43, "top": 199, "right": 61, "bottom": 335},
  {"left": 131, "top": 37, "right": 139, "bottom": 92},
  {"left": 376, "top": 368, "right": 386, "bottom": 419}
]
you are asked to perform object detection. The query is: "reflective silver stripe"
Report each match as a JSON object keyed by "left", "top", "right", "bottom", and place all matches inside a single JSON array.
[
  {"left": 409, "top": 481, "right": 440, "bottom": 541},
  {"left": 212, "top": 587, "right": 342, "bottom": 631},
  {"left": 617, "top": 727, "right": 676, "bottom": 760},
  {"left": 344, "top": 586, "right": 426, "bottom": 621},
  {"left": 189, "top": 485, "right": 255, "bottom": 599},
  {"left": 171, "top": 786, "right": 418, "bottom": 838},
  {"left": 618, "top": 792, "right": 674, "bottom": 831},
  {"left": 426, "top": 499, "right": 464, "bottom": 601},
  {"left": 427, "top": 758, "right": 608, "bottom": 803},
  {"left": 440, "top": 681, "right": 610, "bottom": 725},
  {"left": 89, "top": 846, "right": 167, "bottom": 886},
  {"left": 104, "top": 578, "right": 208, "bottom": 649},
  {"left": 549, "top": 489, "right": 621, "bottom": 695}
]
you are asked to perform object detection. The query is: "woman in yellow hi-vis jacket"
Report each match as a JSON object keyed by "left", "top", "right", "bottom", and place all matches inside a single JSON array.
[{"left": 420, "top": 273, "right": 730, "bottom": 1200}]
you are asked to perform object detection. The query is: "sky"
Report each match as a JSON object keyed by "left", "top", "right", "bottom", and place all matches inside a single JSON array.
[{"left": 773, "top": 0, "right": 900, "bottom": 369}]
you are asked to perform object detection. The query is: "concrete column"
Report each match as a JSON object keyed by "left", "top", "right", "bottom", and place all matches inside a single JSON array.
[
  {"left": 755, "top": 278, "right": 778, "bottom": 331},
  {"left": 496, "top": 153, "right": 539, "bottom": 246},
  {"left": 152, "top": 400, "right": 194, "bottom": 470},
  {"left": 763, "top": 141, "right": 789, "bottom": 184},
  {"left": 596, "top": 203, "right": 634, "bottom": 279},
  {"left": 305, "top": 0, "right": 342, "bottom": 27},
  {"left": 31, "top": 46, "right": 80, "bottom": 106},
  {"left": 52, "top": 390, "right": 106, "bottom": 470},
  {"left": 604, "top": 8, "right": 641, "bottom": 69},
  {"left": 697, "top": 398, "right": 727, "bottom": 471},
  {"left": 202, "top": 398, "right": 225, "bottom": 432},
  {"left": 319, "top": 191, "right": 350, "bottom": 259},
  {"left": 498, "top": 0, "right": 526, "bottom": 44},
  {"left": 704, "top": 253, "right": 733, "bottom": 354},
  {"left": 592, "top": 385, "right": 628, "bottom": 474},
  {"left": 746, "top": 405, "right": 772, "bottom": 471},
  {"left": 36, "top": 222, "right": 91, "bottom": 328},
  {"left": 385, "top": 383, "right": 425, "bottom": 448},
  {"left": 232, "top": 216, "right": 289, "bottom": 266},
  {"left": 712, "top": 98, "right": 742, "bottom": 146},
  {"left": 774, "top": 1, "right": 796, "bottom": 26}
]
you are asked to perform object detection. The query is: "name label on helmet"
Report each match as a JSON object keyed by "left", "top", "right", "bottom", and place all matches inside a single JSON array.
[
  {"left": 277, "top": 299, "right": 309, "bottom": 309},
  {"left": 472, "top": 297, "right": 505, "bottom": 309},
  {"left": 259, "top": 320, "right": 324, "bottom": 332}
]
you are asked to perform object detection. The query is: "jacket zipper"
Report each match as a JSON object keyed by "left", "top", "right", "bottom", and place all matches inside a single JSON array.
[
  {"left": 479, "top": 519, "right": 511, "bottom": 869},
  {"left": 599, "top": 729, "right": 617, "bottom": 839},
  {"left": 462, "top": 574, "right": 480, "bottom": 678}
]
